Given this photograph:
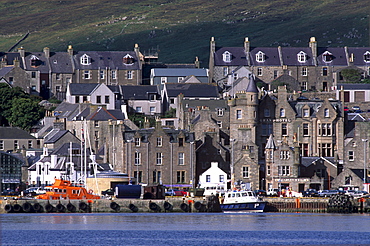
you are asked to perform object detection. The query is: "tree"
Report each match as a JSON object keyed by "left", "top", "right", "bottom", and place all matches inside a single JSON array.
[
  {"left": 8, "top": 98, "right": 44, "bottom": 131},
  {"left": 340, "top": 68, "right": 361, "bottom": 83},
  {"left": 0, "top": 84, "right": 28, "bottom": 125}
]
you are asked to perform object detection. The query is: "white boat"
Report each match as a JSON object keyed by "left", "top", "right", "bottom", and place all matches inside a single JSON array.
[{"left": 220, "top": 190, "right": 267, "bottom": 213}]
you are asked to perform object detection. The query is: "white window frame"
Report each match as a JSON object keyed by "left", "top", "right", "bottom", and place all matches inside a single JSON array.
[
  {"left": 80, "top": 54, "right": 91, "bottom": 65},
  {"left": 364, "top": 51, "right": 370, "bottom": 63},
  {"left": 242, "top": 166, "right": 249, "bottom": 178},
  {"left": 256, "top": 51, "right": 265, "bottom": 62},
  {"left": 257, "top": 67, "right": 263, "bottom": 76},
  {"left": 322, "top": 51, "right": 333, "bottom": 63},
  {"left": 178, "top": 152, "right": 184, "bottom": 165},
  {"left": 150, "top": 106, "right": 155, "bottom": 113},
  {"left": 135, "top": 138, "right": 140, "bottom": 147},
  {"left": 348, "top": 151, "right": 354, "bottom": 161},
  {"left": 177, "top": 77, "right": 184, "bottom": 83},
  {"left": 301, "top": 67, "right": 308, "bottom": 76},
  {"left": 0, "top": 140, "right": 4, "bottom": 150},
  {"left": 324, "top": 108, "right": 329, "bottom": 117},
  {"left": 136, "top": 106, "right": 142, "bottom": 113},
  {"left": 161, "top": 77, "right": 167, "bottom": 84},
  {"left": 280, "top": 108, "right": 285, "bottom": 117},
  {"left": 297, "top": 51, "right": 307, "bottom": 63},
  {"left": 217, "top": 108, "right": 224, "bottom": 116},
  {"left": 83, "top": 70, "right": 91, "bottom": 79},
  {"left": 100, "top": 70, "right": 105, "bottom": 79},
  {"left": 156, "top": 152, "right": 163, "bottom": 165},
  {"left": 127, "top": 70, "right": 133, "bottom": 79},
  {"left": 222, "top": 51, "right": 232, "bottom": 62},
  {"left": 134, "top": 152, "right": 141, "bottom": 165},
  {"left": 111, "top": 70, "right": 117, "bottom": 80},
  {"left": 156, "top": 137, "right": 162, "bottom": 147},
  {"left": 236, "top": 110, "right": 242, "bottom": 119},
  {"left": 303, "top": 108, "right": 309, "bottom": 117}
]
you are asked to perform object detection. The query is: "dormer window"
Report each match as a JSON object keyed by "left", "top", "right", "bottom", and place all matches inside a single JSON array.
[
  {"left": 297, "top": 51, "right": 307, "bottom": 63},
  {"left": 30, "top": 55, "right": 41, "bottom": 67},
  {"left": 222, "top": 51, "right": 232, "bottom": 62},
  {"left": 322, "top": 51, "right": 333, "bottom": 63},
  {"left": 256, "top": 51, "right": 265, "bottom": 62},
  {"left": 80, "top": 54, "right": 91, "bottom": 65},
  {"left": 364, "top": 51, "right": 370, "bottom": 63},
  {"left": 324, "top": 108, "right": 329, "bottom": 117},
  {"left": 123, "top": 54, "right": 134, "bottom": 65}
]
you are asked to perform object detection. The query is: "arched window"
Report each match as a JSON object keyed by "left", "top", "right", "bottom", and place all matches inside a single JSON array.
[
  {"left": 364, "top": 51, "right": 370, "bottom": 63},
  {"left": 322, "top": 51, "right": 333, "bottom": 63},
  {"left": 297, "top": 51, "right": 307, "bottom": 63},
  {"left": 123, "top": 54, "right": 134, "bottom": 65}
]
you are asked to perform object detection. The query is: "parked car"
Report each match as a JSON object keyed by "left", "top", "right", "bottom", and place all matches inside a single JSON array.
[
  {"left": 1, "top": 189, "right": 19, "bottom": 196},
  {"left": 165, "top": 189, "right": 187, "bottom": 196},
  {"left": 23, "top": 187, "right": 46, "bottom": 197},
  {"left": 345, "top": 190, "right": 368, "bottom": 198},
  {"left": 318, "top": 190, "right": 340, "bottom": 197},
  {"left": 302, "top": 189, "right": 319, "bottom": 197},
  {"left": 267, "top": 188, "right": 279, "bottom": 196},
  {"left": 101, "top": 188, "right": 115, "bottom": 196},
  {"left": 352, "top": 106, "right": 360, "bottom": 111},
  {"left": 254, "top": 190, "right": 267, "bottom": 196}
]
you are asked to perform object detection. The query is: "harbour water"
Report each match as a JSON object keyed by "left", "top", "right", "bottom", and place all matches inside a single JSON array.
[{"left": 1, "top": 213, "right": 370, "bottom": 246}]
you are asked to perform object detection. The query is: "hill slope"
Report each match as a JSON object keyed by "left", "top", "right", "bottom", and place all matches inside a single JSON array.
[{"left": 0, "top": 0, "right": 368, "bottom": 65}]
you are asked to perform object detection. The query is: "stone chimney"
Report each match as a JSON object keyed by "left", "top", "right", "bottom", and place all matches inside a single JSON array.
[
  {"left": 13, "top": 57, "right": 20, "bottom": 67},
  {"left": 194, "top": 56, "right": 200, "bottom": 68},
  {"left": 244, "top": 37, "right": 250, "bottom": 53},
  {"left": 44, "top": 47, "right": 50, "bottom": 58},
  {"left": 208, "top": 37, "right": 216, "bottom": 83},
  {"left": 18, "top": 47, "right": 25, "bottom": 58},
  {"left": 67, "top": 45, "right": 73, "bottom": 56},
  {"left": 309, "top": 37, "right": 317, "bottom": 66}
]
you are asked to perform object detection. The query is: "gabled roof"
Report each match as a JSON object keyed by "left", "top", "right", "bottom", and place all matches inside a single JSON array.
[
  {"left": 164, "top": 83, "right": 220, "bottom": 98},
  {"left": 0, "top": 66, "right": 13, "bottom": 77},
  {"left": 120, "top": 85, "right": 160, "bottom": 100},
  {"left": 48, "top": 52, "right": 74, "bottom": 73},
  {"left": 0, "top": 53, "right": 23, "bottom": 68},
  {"left": 214, "top": 47, "right": 247, "bottom": 66},
  {"left": 86, "top": 107, "right": 125, "bottom": 121},
  {"left": 347, "top": 47, "right": 370, "bottom": 66},
  {"left": 249, "top": 47, "right": 281, "bottom": 66},
  {"left": 23, "top": 52, "right": 50, "bottom": 73},
  {"left": 265, "top": 134, "right": 276, "bottom": 149},
  {"left": 44, "top": 130, "right": 70, "bottom": 144},
  {"left": 151, "top": 68, "right": 208, "bottom": 77},
  {"left": 301, "top": 156, "right": 335, "bottom": 168},
  {"left": 317, "top": 47, "right": 348, "bottom": 66},
  {"left": 68, "top": 83, "right": 100, "bottom": 95},
  {"left": 0, "top": 127, "right": 35, "bottom": 139}
]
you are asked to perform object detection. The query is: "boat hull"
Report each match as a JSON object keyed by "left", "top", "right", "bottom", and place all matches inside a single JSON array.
[{"left": 220, "top": 201, "right": 266, "bottom": 213}]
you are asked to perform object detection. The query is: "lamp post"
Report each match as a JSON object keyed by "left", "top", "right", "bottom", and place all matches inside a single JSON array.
[
  {"left": 230, "top": 139, "right": 235, "bottom": 190},
  {"left": 362, "top": 139, "right": 368, "bottom": 185}
]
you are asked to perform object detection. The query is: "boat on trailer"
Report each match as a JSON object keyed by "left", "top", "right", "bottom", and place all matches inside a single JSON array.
[
  {"left": 37, "top": 179, "right": 100, "bottom": 200},
  {"left": 220, "top": 190, "right": 266, "bottom": 213}
]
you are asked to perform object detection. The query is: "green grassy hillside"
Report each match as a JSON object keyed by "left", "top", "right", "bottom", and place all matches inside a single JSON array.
[{"left": 0, "top": 0, "right": 368, "bottom": 65}]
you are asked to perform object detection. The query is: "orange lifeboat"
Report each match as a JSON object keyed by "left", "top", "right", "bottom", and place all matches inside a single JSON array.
[{"left": 37, "top": 179, "right": 100, "bottom": 200}]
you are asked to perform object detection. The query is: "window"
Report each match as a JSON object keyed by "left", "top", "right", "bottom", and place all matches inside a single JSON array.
[
  {"left": 222, "top": 51, "right": 232, "bottom": 62},
  {"left": 28, "top": 140, "right": 33, "bottom": 149},
  {"left": 134, "top": 171, "right": 142, "bottom": 183},
  {"left": 257, "top": 67, "right": 263, "bottom": 76},
  {"left": 179, "top": 138, "right": 184, "bottom": 147},
  {"left": 267, "top": 165, "right": 271, "bottom": 176},
  {"left": 127, "top": 71, "right": 133, "bottom": 79},
  {"left": 134, "top": 152, "right": 141, "bottom": 165},
  {"left": 345, "top": 176, "right": 352, "bottom": 185},
  {"left": 262, "top": 123, "right": 273, "bottom": 136},
  {"left": 322, "top": 67, "right": 328, "bottom": 76},
  {"left": 348, "top": 151, "right": 354, "bottom": 161},
  {"left": 161, "top": 77, "right": 167, "bottom": 84},
  {"left": 274, "top": 70, "right": 278, "bottom": 79},
  {"left": 31, "top": 85, "right": 36, "bottom": 91},
  {"left": 178, "top": 152, "right": 184, "bottom": 165},
  {"left": 135, "top": 138, "right": 140, "bottom": 147},
  {"left": 223, "top": 67, "right": 228, "bottom": 76},
  {"left": 105, "top": 96, "right": 110, "bottom": 104},
  {"left": 136, "top": 107, "right": 142, "bottom": 113},
  {"left": 66, "top": 77, "right": 71, "bottom": 83},
  {"left": 301, "top": 81, "right": 308, "bottom": 91},
  {"left": 303, "top": 123, "right": 309, "bottom": 136},
  {"left": 0, "top": 140, "right": 4, "bottom": 150},
  {"left": 217, "top": 108, "right": 224, "bottom": 116},
  {"left": 206, "top": 175, "right": 211, "bottom": 182},
  {"left": 156, "top": 152, "right": 163, "bottom": 165},
  {"left": 177, "top": 171, "right": 186, "bottom": 183},
  {"left": 96, "top": 95, "right": 101, "bottom": 104},
  {"left": 319, "top": 143, "right": 332, "bottom": 157},
  {"left": 236, "top": 110, "right": 242, "bottom": 119},
  {"left": 83, "top": 96, "right": 87, "bottom": 102},
  {"left": 94, "top": 121, "right": 99, "bottom": 127},
  {"left": 297, "top": 51, "right": 307, "bottom": 63},
  {"left": 322, "top": 51, "right": 333, "bottom": 62},
  {"left": 75, "top": 96, "right": 80, "bottom": 103},
  {"left": 219, "top": 175, "right": 224, "bottom": 182},
  {"left": 153, "top": 170, "right": 161, "bottom": 183},
  {"left": 264, "top": 109, "right": 270, "bottom": 117},
  {"left": 278, "top": 166, "right": 290, "bottom": 176},
  {"left": 100, "top": 70, "right": 105, "bottom": 79},
  {"left": 280, "top": 108, "right": 285, "bottom": 117},
  {"left": 83, "top": 70, "right": 91, "bottom": 79},
  {"left": 364, "top": 51, "right": 370, "bottom": 63},
  {"left": 281, "top": 123, "right": 287, "bottom": 136},
  {"left": 14, "top": 140, "right": 18, "bottom": 150},
  {"left": 216, "top": 121, "right": 222, "bottom": 128},
  {"left": 156, "top": 137, "right": 162, "bottom": 147},
  {"left": 303, "top": 109, "right": 309, "bottom": 117},
  {"left": 111, "top": 70, "right": 117, "bottom": 79},
  {"left": 242, "top": 166, "right": 249, "bottom": 178},
  {"left": 30, "top": 55, "right": 40, "bottom": 67},
  {"left": 233, "top": 73, "right": 238, "bottom": 80},
  {"left": 80, "top": 54, "right": 91, "bottom": 65},
  {"left": 280, "top": 150, "right": 290, "bottom": 160},
  {"left": 150, "top": 107, "right": 155, "bottom": 113},
  {"left": 256, "top": 51, "right": 265, "bottom": 62},
  {"left": 56, "top": 86, "right": 61, "bottom": 92},
  {"left": 324, "top": 108, "right": 329, "bottom": 117},
  {"left": 31, "top": 71, "right": 36, "bottom": 78},
  {"left": 301, "top": 67, "right": 308, "bottom": 76},
  {"left": 123, "top": 54, "right": 134, "bottom": 64},
  {"left": 177, "top": 77, "right": 184, "bottom": 83}
]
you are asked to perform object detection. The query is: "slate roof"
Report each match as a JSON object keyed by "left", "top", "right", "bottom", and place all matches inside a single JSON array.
[
  {"left": 124, "top": 128, "right": 195, "bottom": 143},
  {"left": 23, "top": 52, "right": 50, "bottom": 73},
  {"left": 280, "top": 47, "right": 315, "bottom": 66},
  {"left": 0, "top": 66, "right": 13, "bottom": 77},
  {"left": 347, "top": 47, "right": 370, "bottom": 66},
  {"left": 86, "top": 107, "right": 125, "bottom": 121},
  {"left": 120, "top": 85, "right": 160, "bottom": 100},
  {"left": 301, "top": 157, "right": 335, "bottom": 167},
  {"left": 0, "top": 127, "right": 35, "bottom": 139},
  {"left": 48, "top": 52, "right": 74, "bottom": 73},
  {"left": 72, "top": 51, "right": 140, "bottom": 70},
  {"left": 249, "top": 47, "right": 281, "bottom": 66},
  {"left": 181, "top": 98, "right": 229, "bottom": 111},
  {"left": 44, "top": 130, "right": 70, "bottom": 144},
  {"left": 350, "top": 169, "right": 369, "bottom": 182},
  {"left": 165, "top": 83, "right": 220, "bottom": 98},
  {"left": 0, "top": 52, "right": 23, "bottom": 68},
  {"left": 152, "top": 68, "right": 208, "bottom": 77},
  {"left": 337, "top": 83, "right": 370, "bottom": 90},
  {"left": 69, "top": 83, "right": 100, "bottom": 95},
  {"left": 317, "top": 47, "right": 348, "bottom": 66}
]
